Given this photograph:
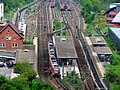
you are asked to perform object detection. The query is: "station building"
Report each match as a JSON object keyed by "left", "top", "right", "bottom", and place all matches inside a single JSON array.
[
  {"left": 104, "top": 3, "right": 120, "bottom": 24},
  {"left": 53, "top": 36, "right": 77, "bottom": 66},
  {"left": 87, "top": 36, "right": 112, "bottom": 62},
  {"left": 0, "top": 1, "right": 4, "bottom": 19}
]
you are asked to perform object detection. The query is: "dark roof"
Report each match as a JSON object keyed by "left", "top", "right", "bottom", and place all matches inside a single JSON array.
[
  {"left": 54, "top": 36, "right": 77, "bottom": 59},
  {"left": 0, "top": 51, "right": 16, "bottom": 59},
  {"left": 0, "top": 22, "right": 23, "bottom": 39},
  {"left": 112, "top": 12, "right": 120, "bottom": 23},
  {"left": 0, "top": 26, "right": 4, "bottom": 30},
  {"left": 103, "top": 7, "right": 116, "bottom": 15},
  {"left": 94, "top": 47, "right": 112, "bottom": 55},
  {"left": 90, "top": 36, "right": 106, "bottom": 45},
  {"left": 109, "top": 27, "right": 120, "bottom": 39}
]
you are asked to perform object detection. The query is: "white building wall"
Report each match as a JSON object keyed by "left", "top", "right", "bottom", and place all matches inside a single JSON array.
[{"left": 0, "top": 3, "right": 4, "bottom": 19}]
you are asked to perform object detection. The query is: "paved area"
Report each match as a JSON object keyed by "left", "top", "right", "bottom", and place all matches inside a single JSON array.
[{"left": 0, "top": 67, "right": 12, "bottom": 77}]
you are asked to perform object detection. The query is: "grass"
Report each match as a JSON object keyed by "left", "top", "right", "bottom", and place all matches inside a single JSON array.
[
  {"left": 110, "top": 83, "right": 120, "bottom": 90},
  {"left": 53, "top": 20, "right": 64, "bottom": 30}
]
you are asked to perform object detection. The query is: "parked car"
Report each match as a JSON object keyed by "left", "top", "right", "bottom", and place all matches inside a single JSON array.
[{"left": 0, "top": 62, "right": 4, "bottom": 67}]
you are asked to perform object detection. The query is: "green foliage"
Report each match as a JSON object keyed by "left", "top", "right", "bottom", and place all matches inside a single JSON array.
[
  {"left": 0, "top": 75, "right": 55, "bottom": 90},
  {"left": 23, "top": 40, "right": 33, "bottom": 44},
  {"left": 53, "top": 20, "right": 64, "bottom": 30},
  {"left": 0, "top": 83, "right": 17, "bottom": 90},
  {"left": 8, "top": 77, "right": 29, "bottom": 90},
  {"left": 105, "top": 71, "right": 118, "bottom": 82},
  {"left": 64, "top": 71, "right": 81, "bottom": 89},
  {"left": 31, "top": 80, "right": 55, "bottom": 90},
  {"left": 0, "top": 75, "right": 8, "bottom": 86},
  {"left": 1, "top": 0, "right": 33, "bottom": 19},
  {"left": 62, "top": 31, "right": 68, "bottom": 36},
  {"left": 14, "top": 62, "right": 30, "bottom": 74},
  {"left": 14, "top": 62, "right": 37, "bottom": 81}
]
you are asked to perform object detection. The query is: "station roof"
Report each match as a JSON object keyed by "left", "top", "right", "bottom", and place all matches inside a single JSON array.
[
  {"left": 109, "top": 27, "right": 120, "bottom": 39},
  {"left": 94, "top": 47, "right": 112, "bottom": 55},
  {"left": 90, "top": 36, "right": 107, "bottom": 45},
  {"left": 112, "top": 12, "right": 120, "bottom": 23},
  {"left": 54, "top": 36, "right": 77, "bottom": 59}
]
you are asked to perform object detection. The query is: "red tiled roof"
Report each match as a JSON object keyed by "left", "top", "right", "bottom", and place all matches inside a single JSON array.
[
  {"left": 106, "top": 17, "right": 114, "bottom": 20},
  {"left": 109, "top": 11, "right": 117, "bottom": 15},
  {"left": 103, "top": 7, "right": 116, "bottom": 15},
  {"left": 0, "top": 26, "right": 4, "bottom": 31},
  {"left": 0, "top": 22, "right": 23, "bottom": 39}
]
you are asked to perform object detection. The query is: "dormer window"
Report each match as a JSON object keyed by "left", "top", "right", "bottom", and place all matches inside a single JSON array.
[
  {"left": 6, "top": 35, "right": 11, "bottom": 40},
  {"left": 8, "top": 30, "right": 10, "bottom": 32}
]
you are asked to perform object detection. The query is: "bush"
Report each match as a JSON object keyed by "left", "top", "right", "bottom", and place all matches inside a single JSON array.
[{"left": 14, "top": 62, "right": 36, "bottom": 81}]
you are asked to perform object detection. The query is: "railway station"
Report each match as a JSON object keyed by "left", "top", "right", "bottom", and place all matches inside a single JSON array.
[
  {"left": 53, "top": 36, "right": 79, "bottom": 78},
  {"left": 53, "top": 36, "right": 77, "bottom": 65},
  {"left": 85, "top": 36, "right": 112, "bottom": 77}
]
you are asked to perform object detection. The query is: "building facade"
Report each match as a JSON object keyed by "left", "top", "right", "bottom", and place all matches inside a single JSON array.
[
  {"left": 104, "top": 3, "right": 120, "bottom": 24},
  {"left": 0, "top": 22, "right": 23, "bottom": 50},
  {"left": 0, "top": 1, "right": 4, "bottom": 19}
]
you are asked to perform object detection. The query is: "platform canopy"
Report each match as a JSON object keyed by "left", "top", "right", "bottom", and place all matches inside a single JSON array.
[
  {"left": 54, "top": 36, "right": 77, "bottom": 59},
  {"left": 90, "top": 36, "right": 106, "bottom": 45},
  {"left": 94, "top": 47, "right": 112, "bottom": 55}
]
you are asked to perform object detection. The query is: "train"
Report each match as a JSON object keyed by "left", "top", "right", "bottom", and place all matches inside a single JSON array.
[
  {"left": 59, "top": 0, "right": 65, "bottom": 11},
  {"left": 66, "top": 0, "right": 72, "bottom": 11},
  {"left": 48, "top": 41, "right": 60, "bottom": 76},
  {"left": 50, "top": 0, "right": 56, "bottom": 8}
]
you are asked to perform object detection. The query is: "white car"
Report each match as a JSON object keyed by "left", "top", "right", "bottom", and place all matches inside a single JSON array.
[{"left": 0, "top": 62, "right": 4, "bottom": 67}]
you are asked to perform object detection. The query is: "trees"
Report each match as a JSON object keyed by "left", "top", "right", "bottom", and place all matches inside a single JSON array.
[
  {"left": 0, "top": 62, "right": 55, "bottom": 90},
  {"left": 1, "top": 0, "right": 33, "bottom": 19},
  {"left": 13, "top": 62, "right": 37, "bottom": 81}
]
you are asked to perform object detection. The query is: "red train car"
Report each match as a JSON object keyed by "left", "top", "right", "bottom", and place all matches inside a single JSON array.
[{"left": 48, "top": 41, "right": 60, "bottom": 76}]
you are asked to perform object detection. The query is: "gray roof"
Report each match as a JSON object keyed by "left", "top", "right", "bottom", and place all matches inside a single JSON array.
[
  {"left": 16, "top": 45, "right": 35, "bottom": 63},
  {"left": 0, "top": 51, "right": 16, "bottom": 59},
  {"left": 112, "top": 12, "right": 120, "bottom": 23},
  {"left": 94, "top": 47, "right": 112, "bottom": 55},
  {"left": 109, "top": 27, "right": 120, "bottom": 39},
  {"left": 90, "top": 36, "right": 106, "bottom": 45},
  {"left": 54, "top": 36, "right": 77, "bottom": 58}
]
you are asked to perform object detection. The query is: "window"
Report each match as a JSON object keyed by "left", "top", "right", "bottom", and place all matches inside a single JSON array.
[
  {"left": 8, "top": 30, "right": 10, "bottom": 33},
  {"left": 14, "top": 36, "right": 16, "bottom": 40},
  {"left": 1, "top": 36, "right": 3, "bottom": 40},
  {"left": 6, "top": 35, "right": 11, "bottom": 40},
  {"left": 12, "top": 42, "right": 18, "bottom": 48},
  {"left": 0, "top": 42, "right": 6, "bottom": 48}
]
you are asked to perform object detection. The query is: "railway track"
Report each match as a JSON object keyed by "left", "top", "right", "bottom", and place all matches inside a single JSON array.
[
  {"left": 37, "top": 1, "right": 71, "bottom": 89},
  {"left": 60, "top": 3, "right": 107, "bottom": 89},
  {"left": 37, "top": 0, "right": 49, "bottom": 80}
]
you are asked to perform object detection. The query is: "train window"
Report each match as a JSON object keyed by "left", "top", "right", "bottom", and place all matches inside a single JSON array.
[
  {"left": 54, "top": 65, "right": 58, "bottom": 68},
  {"left": 50, "top": 51, "right": 55, "bottom": 55},
  {"left": 50, "top": 49, "right": 54, "bottom": 52},
  {"left": 49, "top": 42, "right": 53, "bottom": 46}
]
